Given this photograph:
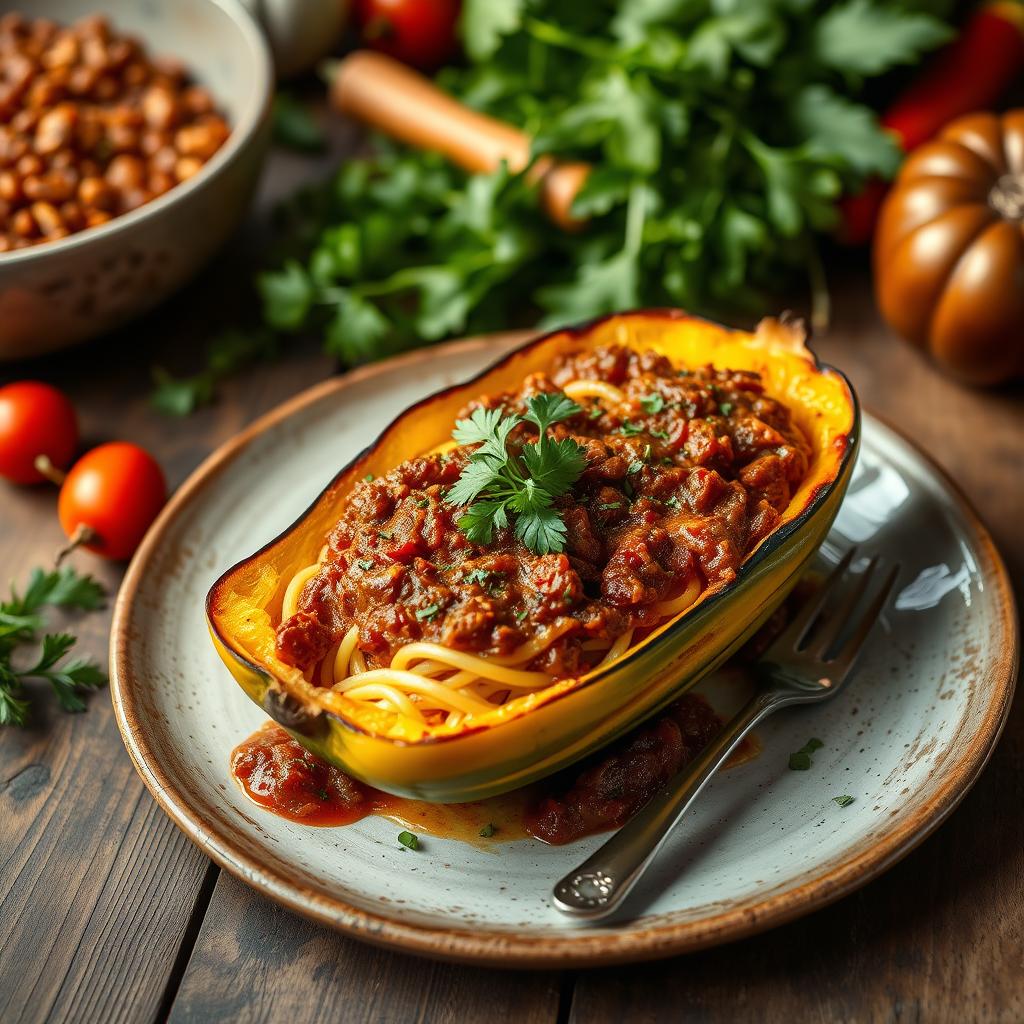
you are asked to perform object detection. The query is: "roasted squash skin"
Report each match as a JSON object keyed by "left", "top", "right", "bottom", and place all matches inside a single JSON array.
[{"left": 207, "top": 310, "right": 858, "bottom": 802}]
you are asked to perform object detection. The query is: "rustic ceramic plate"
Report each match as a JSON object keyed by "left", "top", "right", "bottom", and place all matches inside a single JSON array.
[{"left": 110, "top": 335, "right": 1017, "bottom": 967}]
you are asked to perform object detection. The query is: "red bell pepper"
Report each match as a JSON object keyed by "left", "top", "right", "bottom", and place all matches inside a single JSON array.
[{"left": 840, "top": 2, "right": 1024, "bottom": 244}]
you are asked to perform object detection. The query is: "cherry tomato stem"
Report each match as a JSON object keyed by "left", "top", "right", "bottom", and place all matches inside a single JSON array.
[{"left": 58, "top": 442, "right": 167, "bottom": 561}]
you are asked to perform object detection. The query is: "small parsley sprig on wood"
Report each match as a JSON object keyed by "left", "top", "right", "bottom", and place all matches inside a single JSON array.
[
  {"left": 0, "top": 567, "right": 107, "bottom": 727},
  {"left": 444, "top": 392, "right": 586, "bottom": 555}
]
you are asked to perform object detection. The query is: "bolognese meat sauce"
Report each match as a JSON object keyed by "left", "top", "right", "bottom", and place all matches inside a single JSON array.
[{"left": 275, "top": 345, "right": 811, "bottom": 679}]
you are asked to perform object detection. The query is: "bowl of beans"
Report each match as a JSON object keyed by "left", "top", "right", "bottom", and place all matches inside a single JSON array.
[{"left": 0, "top": 0, "right": 273, "bottom": 360}]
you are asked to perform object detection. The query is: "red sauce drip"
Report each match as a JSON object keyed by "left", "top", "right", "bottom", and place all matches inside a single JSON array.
[{"left": 230, "top": 694, "right": 757, "bottom": 845}]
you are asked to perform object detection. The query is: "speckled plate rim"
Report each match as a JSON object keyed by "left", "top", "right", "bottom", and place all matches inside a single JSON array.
[{"left": 109, "top": 335, "right": 1019, "bottom": 968}]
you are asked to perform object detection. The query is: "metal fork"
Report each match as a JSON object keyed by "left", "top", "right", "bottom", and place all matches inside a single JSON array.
[{"left": 552, "top": 547, "right": 899, "bottom": 920}]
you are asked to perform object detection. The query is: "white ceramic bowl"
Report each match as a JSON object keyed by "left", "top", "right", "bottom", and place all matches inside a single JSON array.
[{"left": 0, "top": 0, "right": 273, "bottom": 360}]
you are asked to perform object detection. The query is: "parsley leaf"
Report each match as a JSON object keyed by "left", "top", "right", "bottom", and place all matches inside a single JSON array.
[
  {"left": 445, "top": 392, "right": 585, "bottom": 554},
  {"left": 639, "top": 393, "right": 664, "bottom": 414},
  {"left": 789, "top": 737, "right": 824, "bottom": 771},
  {"left": 0, "top": 568, "right": 107, "bottom": 727},
  {"left": 397, "top": 830, "right": 420, "bottom": 850},
  {"left": 814, "top": 0, "right": 953, "bottom": 77},
  {"left": 833, "top": 794, "right": 855, "bottom": 808},
  {"left": 460, "top": 0, "right": 526, "bottom": 61},
  {"left": 479, "top": 822, "right": 497, "bottom": 838},
  {"left": 272, "top": 93, "right": 326, "bottom": 153},
  {"left": 151, "top": 329, "right": 277, "bottom": 416},
  {"left": 416, "top": 603, "right": 441, "bottom": 621}
]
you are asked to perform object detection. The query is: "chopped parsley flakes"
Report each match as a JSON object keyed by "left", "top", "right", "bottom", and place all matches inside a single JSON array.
[
  {"left": 397, "top": 830, "right": 419, "bottom": 850},
  {"left": 618, "top": 420, "right": 645, "bottom": 436},
  {"left": 416, "top": 603, "right": 441, "bottom": 621},
  {"left": 788, "top": 737, "right": 824, "bottom": 771}
]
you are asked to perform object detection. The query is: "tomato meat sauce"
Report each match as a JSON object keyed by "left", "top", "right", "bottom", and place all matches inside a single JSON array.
[
  {"left": 231, "top": 694, "right": 743, "bottom": 845},
  {"left": 274, "top": 345, "right": 811, "bottom": 678}
]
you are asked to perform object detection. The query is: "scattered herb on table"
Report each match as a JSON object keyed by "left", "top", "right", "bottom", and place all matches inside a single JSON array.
[
  {"left": 397, "top": 830, "right": 420, "bottom": 850},
  {"left": 151, "top": 329, "right": 278, "bottom": 416},
  {"left": 272, "top": 92, "right": 327, "bottom": 153},
  {"left": 0, "top": 567, "right": 107, "bottom": 727},
  {"left": 788, "top": 737, "right": 824, "bottom": 771},
  {"left": 833, "top": 794, "right": 855, "bottom": 807},
  {"left": 445, "top": 391, "right": 586, "bottom": 554}
]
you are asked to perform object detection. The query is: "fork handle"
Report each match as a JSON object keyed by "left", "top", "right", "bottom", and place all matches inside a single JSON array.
[{"left": 552, "top": 692, "right": 776, "bottom": 920}]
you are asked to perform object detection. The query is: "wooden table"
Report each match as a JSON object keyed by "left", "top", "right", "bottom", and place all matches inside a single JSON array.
[{"left": 2, "top": 124, "right": 1022, "bottom": 1024}]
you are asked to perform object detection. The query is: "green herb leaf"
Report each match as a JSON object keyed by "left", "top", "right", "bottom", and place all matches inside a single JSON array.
[
  {"left": 445, "top": 392, "right": 585, "bottom": 554},
  {"left": 0, "top": 568, "right": 107, "bottom": 727},
  {"left": 814, "top": 0, "right": 953, "bottom": 77},
  {"left": 479, "top": 822, "right": 497, "bottom": 838},
  {"left": 272, "top": 93, "right": 326, "bottom": 153},
  {"left": 397, "top": 830, "right": 420, "bottom": 850},
  {"left": 260, "top": 260, "right": 314, "bottom": 331},
  {"left": 639, "top": 392, "right": 665, "bottom": 414},
  {"left": 416, "top": 603, "right": 441, "bottom": 621},
  {"left": 150, "top": 329, "right": 278, "bottom": 417},
  {"left": 460, "top": 0, "right": 526, "bottom": 60},
  {"left": 833, "top": 794, "right": 855, "bottom": 807},
  {"left": 12, "top": 567, "right": 105, "bottom": 614},
  {"left": 789, "top": 737, "right": 824, "bottom": 771},
  {"left": 791, "top": 85, "right": 902, "bottom": 180}
]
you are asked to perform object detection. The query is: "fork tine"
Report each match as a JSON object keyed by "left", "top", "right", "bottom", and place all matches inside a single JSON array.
[
  {"left": 771, "top": 546, "right": 857, "bottom": 652},
  {"left": 806, "top": 555, "right": 881, "bottom": 659},
  {"left": 829, "top": 563, "right": 900, "bottom": 672}
]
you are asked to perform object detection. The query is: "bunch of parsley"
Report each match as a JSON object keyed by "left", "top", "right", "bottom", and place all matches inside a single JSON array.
[
  {"left": 157, "top": 0, "right": 952, "bottom": 409},
  {"left": 0, "top": 568, "right": 107, "bottom": 727}
]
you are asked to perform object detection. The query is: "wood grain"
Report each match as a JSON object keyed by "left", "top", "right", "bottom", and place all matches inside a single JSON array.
[{"left": 167, "top": 872, "right": 565, "bottom": 1024}]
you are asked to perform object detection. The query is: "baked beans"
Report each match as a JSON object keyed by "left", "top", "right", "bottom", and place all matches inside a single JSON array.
[{"left": 0, "top": 13, "right": 231, "bottom": 252}]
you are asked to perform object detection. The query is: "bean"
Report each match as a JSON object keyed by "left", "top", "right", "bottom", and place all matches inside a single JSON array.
[{"left": 0, "top": 13, "right": 230, "bottom": 251}]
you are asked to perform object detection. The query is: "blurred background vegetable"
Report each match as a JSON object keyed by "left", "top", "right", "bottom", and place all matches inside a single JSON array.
[
  {"left": 355, "top": 0, "right": 461, "bottom": 71},
  {"left": 873, "top": 109, "right": 1024, "bottom": 386},
  {"left": 258, "top": 0, "right": 956, "bottom": 366}
]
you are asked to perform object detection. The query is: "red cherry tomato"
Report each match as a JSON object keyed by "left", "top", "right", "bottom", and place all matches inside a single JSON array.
[
  {"left": 58, "top": 442, "right": 167, "bottom": 561},
  {"left": 356, "top": 0, "right": 460, "bottom": 71},
  {"left": 0, "top": 381, "right": 79, "bottom": 485}
]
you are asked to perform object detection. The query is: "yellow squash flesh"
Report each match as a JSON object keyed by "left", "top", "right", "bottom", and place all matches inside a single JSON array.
[{"left": 207, "top": 310, "right": 858, "bottom": 802}]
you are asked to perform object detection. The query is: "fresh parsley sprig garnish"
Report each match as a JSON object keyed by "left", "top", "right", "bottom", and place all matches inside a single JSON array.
[
  {"left": 0, "top": 567, "right": 107, "bottom": 727},
  {"left": 445, "top": 392, "right": 586, "bottom": 555}
]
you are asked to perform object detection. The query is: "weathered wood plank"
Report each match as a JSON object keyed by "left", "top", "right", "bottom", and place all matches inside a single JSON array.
[{"left": 167, "top": 872, "right": 564, "bottom": 1024}]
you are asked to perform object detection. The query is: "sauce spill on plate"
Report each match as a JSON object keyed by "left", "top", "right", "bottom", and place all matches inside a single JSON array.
[{"left": 231, "top": 694, "right": 759, "bottom": 846}]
